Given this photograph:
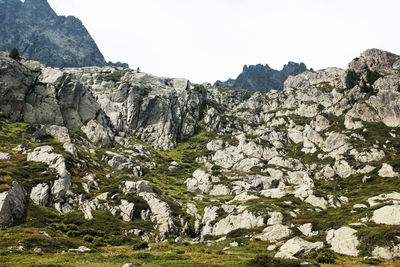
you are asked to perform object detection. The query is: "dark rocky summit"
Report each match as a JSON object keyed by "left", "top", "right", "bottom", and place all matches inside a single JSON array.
[
  {"left": 215, "top": 61, "right": 308, "bottom": 92},
  {"left": 0, "top": 0, "right": 127, "bottom": 68}
]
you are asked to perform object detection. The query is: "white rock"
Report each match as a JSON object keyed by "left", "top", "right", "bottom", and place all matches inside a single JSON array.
[
  {"left": 185, "top": 169, "right": 212, "bottom": 194},
  {"left": 81, "top": 120, "right": 113, "bottom": 147},
  {"left": 372, "top": 245, "right": 400, "bottom": 260},
  {"left": 326, "top": 226, "right": 359, "bottom": 256},
  {"left": 275, "top": 236, "right": 323, "bottom": 259},
  {"left": 334, "top": 160, "right": 354, "bottom": 178},
  {"left": 298, "top": 223, "right": 318, "bottom": 237},
  {"left": 30, "top": 183, "right": 50, "bottom": 206},
  {"left": 27, "top": 146, "right": 71, "bottom": 201},
  {"left": 204, "top": 210, "right": 264, "bottom": 236},
  {"left": 367, "top": 192, "right": 400, "bottom": 207},
  {"left": 63, "top": 142, "right": 78, "bottom": 158},
  {"left": 255, "top": 224, "right": 292, "bottom": 241},
  {"left": 139, "top": 192, "right": 176, "bottom": 238},
  {"left": 0, "top": 152, "right": 11, "bottom": 160},
  {"left": 267, "top": 212, "right": 283, "bottom": 225},
  {"left": 209, "top": 184, "right": 231, "bottom": 196},
  {"left": 119, "top": 200, "right": 135, "bottom": 222},
  {"left": 371, "top": 205, "right": 400, "bottom": 225},
  {"left": 68, "top": 246, "right": 91, "bottom": 253},
  {"left": 378, "top": 163, "right": 399, "bottom": 177}
]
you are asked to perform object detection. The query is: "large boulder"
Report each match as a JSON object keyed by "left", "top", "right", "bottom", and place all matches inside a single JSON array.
[
  {"left": 275, "top": 237, "right": 323, "bottom": 259},
  {"left": 0, "top": 181, "right": 27, "bottom": 227},
  {"left": 138, "top": 192, "right": 176, "bottom": 239},
  {"left": 203, "top": 210, "right": 264, "bottom": 236},
  {"left": 326, "top": 226, "right": 359, "bottom": 256},
  {"left": 255, "top": 224, "right": 292, "bottom": 242},
  {"left": 371, "top": 205, "right": 400, "bottom": 225}
]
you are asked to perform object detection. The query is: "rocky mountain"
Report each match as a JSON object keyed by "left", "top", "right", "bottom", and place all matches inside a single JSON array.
[
  {"left": 0, "top": 0, "right": 128, "bottom": 68},
  {"left": 215, "top": 61, "right": 308, "bottom": 93},
  {"left": 1, "top": 48, "right": 400, "bottom": 266}
]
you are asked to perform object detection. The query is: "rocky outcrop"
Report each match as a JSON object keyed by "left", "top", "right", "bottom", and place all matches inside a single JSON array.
[
  {"left": 0, "top": 181, "right": 26, "bottom": 227},
  {"left": 349, "top": 49, "right": 400, "bottom": 72},
  {"left": 0, "top": 52, "right": 206, "bottom": 150},
  {"left": 138, "top": 192, "right": 176, "bottom": 239},
  {"left": 215, "top": 62, "right": 308, "bottom": 93},
  {"left": 27, "top": 146, "right": 71, "bottom": 202}
]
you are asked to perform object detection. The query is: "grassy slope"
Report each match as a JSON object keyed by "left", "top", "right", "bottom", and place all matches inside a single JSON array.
[{"left": 1, "top": 118, "right": 400, "bottom": 266}]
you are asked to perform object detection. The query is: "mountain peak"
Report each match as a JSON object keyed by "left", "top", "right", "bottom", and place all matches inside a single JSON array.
[
  {"left": 349, "top": 48, "right": 400, "bottom": 72},
  {"left": 215, "top": 61, "right": 309, "bottom": 93},
  {"left": 0, "top": 0, "right": 128, "bottom": 68}
]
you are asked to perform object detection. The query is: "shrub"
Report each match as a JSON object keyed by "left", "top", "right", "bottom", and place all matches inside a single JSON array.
[
  {"left": 360, "top": 80, "right": 374, "bottom": 94},
  {"left": 345, "top": 69, "right": 360, "bottom": 89},
  {"left": 83, "top": 234, "right": 94, "bottom": 242},
  {"left": 313, "top": 250, "right": 336, "bottom": 264},
  {"left": 9, "top": 48, "right": 20, "bottom": 60},
  {"left": 66, "top": 230, "right": 80, "bottom": 237},
  {"left": 132, "top": 241, "right": 149, "bottom": 250},
  {"left": 366, "top": 69, "right": 381, "bottom": 85},
  {"left": 250, "top": 254, "right": 301, "bottom": 267},
  {"left": 227, "top": 228, "right": 253, "bottom": 238}
]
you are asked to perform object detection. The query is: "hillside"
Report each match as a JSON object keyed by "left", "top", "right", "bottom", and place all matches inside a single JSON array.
[
  {"left": 0, "top": 0, "right": 127, "bottom": 68},
  {"left": 215, "top": 61, "right": 308, "bottom": 93},
  {"left": 1, "top": 49, "right": 400, "bottom": 266}
]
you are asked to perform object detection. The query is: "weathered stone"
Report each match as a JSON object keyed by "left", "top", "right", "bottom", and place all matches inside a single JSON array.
[
  {"left": 255, "top": 224, "right": 292, "bottom": 241},
  {"left": 0, "top": 152, "right": 11, "bottom": 160},
  {"left": 275, "top": 237, "right": 323, "bottom": 259},
  {"left": 371, "top": 205, "right": 400, "bottom": 225},
  {"left": 326, "top": 226, "right": 359, "bottom": 256},
  {"left": 119, "top": 200, "right": 135, "bottom": 222},
  {"left": 68, "top": 246, "right": 91, "bottom": 253},
  {"left": 30, "top": 183, "right": 50, "bottom": 206},
  {"left": 0, "top": 181, "right": 26, "bottom": 228},
  {"left": 378, "top": 163, "right": 399, "bottom": 178}
]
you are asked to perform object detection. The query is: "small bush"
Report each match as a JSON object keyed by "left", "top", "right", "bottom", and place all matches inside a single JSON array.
[
  {"left": 9, "top": 48, "right": 20, "bottom": 60},
  {"left": 66, "top": 230, "right": 80, "bottom": 237},
  {"left": 315, "top": 250, "right": 336, "bottom": 264},
  {"left": 132, "top": 241, "right": 149, "bottom": 250},
  {"left": 345, "top": 69, "right": 360, "bottom": 89},
  {"left": 366, "top": 69, "right": 381, "bottom": 85},
  {"left": 250, "top": 254, "right": 301, "bottom": 267},
  {"left": 227, "top": 228, "right": 253, "bottom": 239},
  {"left": 83, "top": 234, "right": 94, "bottom": 242}
]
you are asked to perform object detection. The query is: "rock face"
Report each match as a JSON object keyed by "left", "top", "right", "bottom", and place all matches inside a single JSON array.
[
  {"left": 0, "top": 181, "right": 26, "bottom": 227},
  {"left": 326, "top": 227, "right": 359, "bottom": 256},
  {"left": 215, "top": 62, "right": 308, "bottom": 92},
  {"left": 0, "top": 0, "right": 127, "bottom": 68},
  {"left": 0, "top": 51, "right": 206, "bottom": 150}
]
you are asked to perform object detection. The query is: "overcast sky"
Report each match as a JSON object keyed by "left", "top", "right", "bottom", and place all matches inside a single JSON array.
[{"left": 47, "top": 0, "right": 400, "bottom": 84}]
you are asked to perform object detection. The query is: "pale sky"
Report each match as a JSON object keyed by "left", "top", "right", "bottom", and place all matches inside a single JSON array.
[{"left": 47, "top": 0, "right": 400, "bottom": 84}]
